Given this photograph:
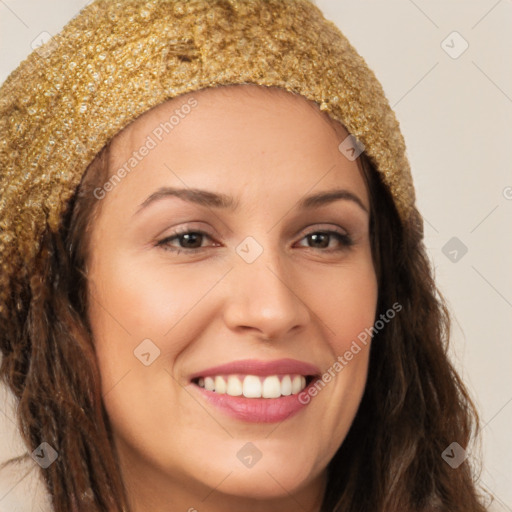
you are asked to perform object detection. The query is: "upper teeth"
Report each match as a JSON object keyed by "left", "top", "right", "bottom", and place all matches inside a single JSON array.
[{"left": 196, "top": 374, "right": 308, "bottom": 398}]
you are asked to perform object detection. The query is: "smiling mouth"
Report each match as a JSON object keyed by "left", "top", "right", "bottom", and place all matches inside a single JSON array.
[{"left": 191, "top": 374, "right": 316, "bottom": 399}]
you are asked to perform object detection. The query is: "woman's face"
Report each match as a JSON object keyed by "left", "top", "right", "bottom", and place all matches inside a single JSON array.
[{"left": 86, "top": 84, "right": 377, "bottom": 511}]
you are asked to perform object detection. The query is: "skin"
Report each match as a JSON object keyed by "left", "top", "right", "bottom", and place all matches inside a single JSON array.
[{"left": 86, "top": 84, "right": 378, "bottom": 512}]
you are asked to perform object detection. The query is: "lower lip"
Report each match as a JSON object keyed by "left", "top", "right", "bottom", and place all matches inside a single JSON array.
[{"left": 191, "top": 383, "right": 314, "bottom": 423}]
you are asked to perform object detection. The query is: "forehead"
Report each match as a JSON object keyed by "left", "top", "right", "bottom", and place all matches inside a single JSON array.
[
  {"left": 99, "top": 83, "right": 368, "bottom": 215},
  {"left": 110, "top": 83, "right": 351, "bottom": 155}
]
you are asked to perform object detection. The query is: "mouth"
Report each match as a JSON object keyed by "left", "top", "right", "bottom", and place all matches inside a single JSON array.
[
  {"left": 191, "top": 374, "right": 317, "bottom": 399},
  {"left": 187, "top": 358, "right": 321, "bottom": 423}
]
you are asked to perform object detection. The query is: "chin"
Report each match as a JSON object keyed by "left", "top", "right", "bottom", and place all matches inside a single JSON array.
[{"left": 199, "top": 450, "right": 321, "bottom": 499}]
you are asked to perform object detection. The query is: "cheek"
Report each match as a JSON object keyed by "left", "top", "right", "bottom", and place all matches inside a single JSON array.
[
  {"left": 86, "top": 254, "right": 217, "bottom": 449},
  {"left": 298, "top": 252, "right": 377, "bottom": 441},
  {"left": 303, "top": 254, "right": 378, "bottom": 352},
  {"left": 327, "top": 261, "right": 377, "bottom": 389},
  {"left": 86, "top": 251, "right": 230, "bottom": 393},
  {"left": 88, "top": 251, "right": 221, "bottom": 339}
]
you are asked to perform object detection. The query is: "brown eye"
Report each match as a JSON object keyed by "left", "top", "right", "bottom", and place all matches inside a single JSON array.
[
  {"left": 297, "top": 230, "right": 353, "bottom": 251},
  {"left": 175, "top": 232, "right": 204, "bottom": 249},
  {"left": 307, "top": 232, "right": 330, "bottom": 249},
  {"left": 157, "top": 230, "right": 216, "bottom": 252}
]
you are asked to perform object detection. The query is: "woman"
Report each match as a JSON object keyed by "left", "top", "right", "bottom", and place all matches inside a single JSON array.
[{"left": 0, "top": 0, "right": 488, "bottom": 510}]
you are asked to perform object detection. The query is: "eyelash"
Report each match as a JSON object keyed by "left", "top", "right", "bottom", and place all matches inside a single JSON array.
[{"left": 156, "top": 227, "right": 354, "bottom": 255}]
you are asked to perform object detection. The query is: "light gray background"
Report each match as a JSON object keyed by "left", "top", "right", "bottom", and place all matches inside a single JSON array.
[{"left": 0, "top": 1, "right": 511, "bottom": 511}]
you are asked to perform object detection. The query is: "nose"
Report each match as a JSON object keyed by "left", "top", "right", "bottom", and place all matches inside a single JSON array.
[{"left": 222, "top": 249, "right": 311, "bottom": 341}]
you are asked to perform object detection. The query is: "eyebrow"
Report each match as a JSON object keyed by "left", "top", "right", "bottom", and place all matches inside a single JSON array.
[
  {"left": 134, "top": 186, "right": 368, "bottom": 215},
  {"left": 297, "top": 189, "right": 368, "bottom": 213},
  {"left": 135, "top": 187, "right": 238, "bottom": 215}
]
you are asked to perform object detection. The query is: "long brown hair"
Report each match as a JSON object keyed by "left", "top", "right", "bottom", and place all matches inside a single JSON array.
[{"left": 0, "top": 137, "right": 489, "bottom": 511}]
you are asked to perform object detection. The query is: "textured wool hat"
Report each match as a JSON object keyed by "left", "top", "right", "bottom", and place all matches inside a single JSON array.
[{"left": 0, "top": 0, "right": 421, "bottom": 318}]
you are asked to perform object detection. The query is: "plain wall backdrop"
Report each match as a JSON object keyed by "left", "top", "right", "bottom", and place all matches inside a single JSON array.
[{"left": 0, "top": 1, "right": 511, "bottom": 511}]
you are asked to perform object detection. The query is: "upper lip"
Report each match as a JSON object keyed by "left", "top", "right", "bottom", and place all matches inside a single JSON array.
[{"left": 189, "top": 358, "right": 321, "bottom": 381}]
